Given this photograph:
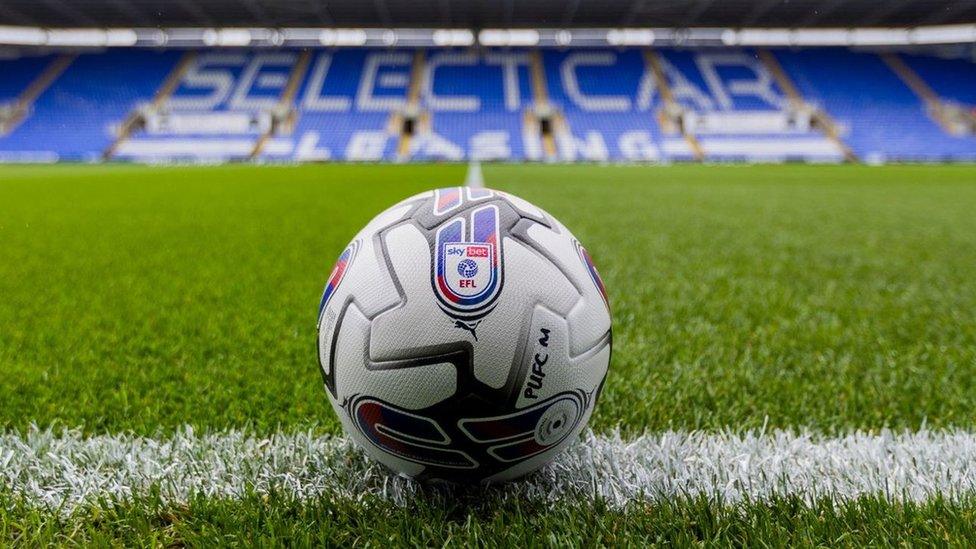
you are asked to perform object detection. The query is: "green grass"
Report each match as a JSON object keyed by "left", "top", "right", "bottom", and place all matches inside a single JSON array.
[
  {"left": 1, "top": 164, "right": 974, "bottom": 436},
  {"left": 490, "top": 165, "right": 976, "bottom": 434},
  {"left": 5, "top": 491, "right": 976, "bottom": 546},
  {"left": 2, "top": 163, "right": 976, "bottom": 544},
  {"left": 0, "top": 164, "right": 461, "bottom": 435}
]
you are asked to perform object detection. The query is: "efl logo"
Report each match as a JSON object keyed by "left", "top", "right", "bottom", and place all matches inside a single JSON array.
[
  {"left": 433, "top": 205, "right": 502, "bottom": 317},
  {"left": 441, "top": 242, "right": 494, "bottom": 297}
]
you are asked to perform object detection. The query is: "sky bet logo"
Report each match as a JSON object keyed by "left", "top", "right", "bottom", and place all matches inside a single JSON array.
[{"left": 445, "top": 244, "right": 490, "bottom": 291}]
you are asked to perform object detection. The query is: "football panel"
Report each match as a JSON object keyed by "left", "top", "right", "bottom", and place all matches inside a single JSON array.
[
  {"left": 332, "top": 302, "right": 458, "bottom": 410},
  {"left": 514, "top": 305, "right": 611, "bottom": 409},
  {"left": 368, "top": 223, "right": 582, "bottom": 393},
  {"left": 317, "top": 201, "right": 417, "bottom": 389},
  {"left": 465, "top": 236, "right": 582, "bottom": 389},
  {"left": 484, "top": 391, "right": 601, "bottom": 483},
  {"left": 497, "top": 191, "right": 548, "bottom": 223},
  {"left": 332, "top": 403, "right": 428, "bottom": 478},
  {"left": 369, "top": 223, "right": 473, "bottom": 360},
  {"left": 524, "top": 221, "right": 612, "bottom": 357}
]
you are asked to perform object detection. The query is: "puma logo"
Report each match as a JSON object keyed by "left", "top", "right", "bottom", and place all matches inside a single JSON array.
[{"left": 454, "top": 320, "right": 480, "bottom": 341}]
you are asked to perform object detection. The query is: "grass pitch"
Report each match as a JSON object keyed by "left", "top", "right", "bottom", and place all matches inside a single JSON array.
[
  {"left": 6, "top": 492, "right": 976, "bottom": 546},
  {"left": 2, "top": 163, "right": 976, "bottom": 544}
]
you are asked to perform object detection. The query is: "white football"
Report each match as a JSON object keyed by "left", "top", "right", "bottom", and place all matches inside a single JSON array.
[{"left": 316, "top": 187, "right": 611, "bottom": 482}]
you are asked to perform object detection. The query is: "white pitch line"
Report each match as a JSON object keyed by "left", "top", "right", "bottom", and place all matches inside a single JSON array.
[
  {"left": 3, "top": 428, "right": 976, "bottom": 513},
  {"left": 464, "top": 160, "right": 484, "bottom": 189}
]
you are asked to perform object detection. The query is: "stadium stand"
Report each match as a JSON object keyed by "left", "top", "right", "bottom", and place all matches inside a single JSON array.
[
  {"left": 282, "top": 50, "right": 402, "bottom": 162},
  {"left": 650, "top": 49, "right": 845, "bottom": 162},
  {"left": 0, "top": 55, "right": 59, "bottom": 132},
  {"left": 541, "top": 49, "right": 673, "bottom": 162},
  {"left": 413, "top": 50, "right": 533, "bottom": 162},
  {"left": 899, "top": 53, "right": 976, "bottom": 107},
  {"left": 887, "top": 52, "right": 976, "bottom": 140},
  {"left": 0, "top": 47, "right": 973, "bottom": 163},
  {"left": 0, "top": 51, "right": 177, "bottom": 162},
  {"left": 777, "top": 49, "right": 976, "bottom": 163},
  {"left": 0, "top": 53, "right": 72, "bottom": 161}
]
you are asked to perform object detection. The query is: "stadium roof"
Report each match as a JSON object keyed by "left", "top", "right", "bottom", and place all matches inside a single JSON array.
[{"left": 0, "top": 0, "right": 973, "bottom": 29}]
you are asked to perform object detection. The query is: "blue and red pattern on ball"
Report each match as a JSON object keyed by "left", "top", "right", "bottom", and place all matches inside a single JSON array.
[
  {"left": 353, "top": 399, "right": 477, "bottom": 469},
  {"left": 459, "top": 400, "right": 559, "bottom": 442},
  {"left": 433, "top": 187, "right": 463, "bottom": 215},
  {"left": 435, "top": 218, "right": 465, "bottom": 305},
  {"left": 466, "top": 187, "right": 493, "bottom": 200},
  {"left": 434, "top": 205, "right": 501, "bottom": 309},
  {"left": 575, "top": 240, "right": 610, "bottom": 312},
  {"left": 472, "top": 206, "right": 499, "bottom": 269},
  {"left": 318, "top": 243, "right": 355, "bottom": 318}
]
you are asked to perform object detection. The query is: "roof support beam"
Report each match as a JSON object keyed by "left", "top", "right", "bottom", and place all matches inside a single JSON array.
[
  {"left": 622, "top": 0, "right": 647, "bottom": 26},
  {"left": 921, "top": 0, "right": 976, "bottom": 25},
  {"left": 39, "top": 0, "right": 98, "bottom": 26},
  {"left": 684, "top": 0, "right": 718, "bottom": 26},
  {"left": 373, "top": 0, "right": 392, "bottom": 27},
  {"left": 798, "top": 0, "right": 848, "bottom": 26},
  {"left": 299, "top": 0, "right": 333, "bottom": 25},
  {"left": 742, "top": 0, "right": 785, "bottom": 26},
  {"left": 173, "top": 0, "right": 214, "bottom": 26},
  {"left": 861, "top": 0, "right": 915, "bottom": 25},
  {"left": 1, "top": 1, "right": 975, "bottom": 33},
  {"left": 561, "top": 0, "right": 582, "bottom": 26},
  {"left": 105, "top": 0, "right": 153, "bottom": 26},
  {"left": 0, "top": 2, "right": 37, "bottom": 25},
  {"left": 437, "top": 0, "right": 451, "bottom": 26},
  {"left": 239, "top": 0, "right": 272, "bottom": 26}
]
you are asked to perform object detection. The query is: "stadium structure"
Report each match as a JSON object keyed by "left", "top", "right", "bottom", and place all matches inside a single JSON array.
[{"left": 0, "top": 0, "right": 974, "bottom": 164}]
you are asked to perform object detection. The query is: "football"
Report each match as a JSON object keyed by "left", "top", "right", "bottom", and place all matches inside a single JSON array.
[{"left": 316, "top": 187, "right": 612, "bottom": 482}]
